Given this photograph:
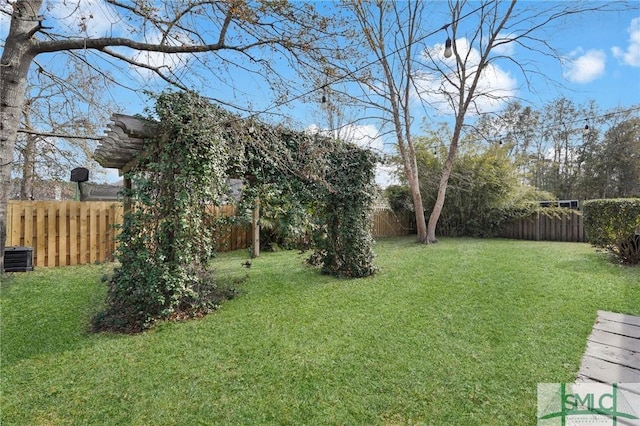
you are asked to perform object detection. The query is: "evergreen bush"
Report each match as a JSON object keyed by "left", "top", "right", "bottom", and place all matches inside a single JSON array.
[{"left": 583, "top": 198, "right": 640, "bottom": 265}]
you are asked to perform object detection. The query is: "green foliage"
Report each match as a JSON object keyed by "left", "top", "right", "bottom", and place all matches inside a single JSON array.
[
  {"left": 385, "top": 185, "right": 414, "bottom": 214},
  {"left": 583, "top": 198, "right": 640, "bottom": 265},
  {"left": 254, "top": 184, "right": 316, "bottom": 251},
  {"left": 490, "top": 185, "right": 562, "bottom": 227},
  {"left": 472, "top": 99, "right": 640, "bottom": 201},
  {"left": 93, "top": 92, "right": 236, "bottom": 332},
  {"left": 433, "top": 149, "right": 515, "bottom": 236},
  {"left": 316, "top": 143, "right": 379, "bottom": 278},
  {"left": 235, "top": 121, "right": 379, "bottom": 278},
  {"left": 426, "top": 146, "right": 548, "bottom": 237},
  {"left": 391, "top": 141, "right": 558, "bottom": 238},
  {"left": 580, "top": 118, "right": 640, "bottom": 199}
]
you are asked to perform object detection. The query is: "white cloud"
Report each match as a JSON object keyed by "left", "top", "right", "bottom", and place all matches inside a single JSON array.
[
  {"left": 337, "top": 124, "right": 384, "bottom": 152},
  {"left": 2, "top": 0, "right": 184, "bottom": 80},
  {"left": 562, "top": 48, "right": 606, "bottom": 84},
  {"left": 339, "top": 126, "right": 398, "bottom": 188},
  {"left": 306, "top": 122, "right": 394, "bottom": 186},
  {"left": 304, "top": 124, "right": 320, "bottom": 135},
  {"left": 415, "top": 38, "right": 518, "bottom": 115},
  {"left": 132, "top": 49, "right": 186, "bottom": 77},
  {"left": 130, "top": 30, "right": 193, "bottom": 80},
  {"left": 612, "top": 17, "right": 640, "bottom": 67},
  {"left": 491, "top": 32, "right": 516, "bottom": 57},
  {"left": 1, "top": 1, "right": 121, "bottom": 44}
]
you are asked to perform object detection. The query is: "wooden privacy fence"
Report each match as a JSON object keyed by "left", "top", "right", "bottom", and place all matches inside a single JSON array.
[
  {"left": 6, "top": 201, "right": 123, "bottom": 267},
  {"left": 208, "top": 206, "right": 250, "bottom": 253},
  {"left": 5, "top": 202, "right": 416, "bottom": 268},
  {"left": 4, "top": 201, "right": 588, "bottom": 269},
  {"left": 371, "top": 208, "right": 416, "bottom": 237},
  {"left": 5, "top": 201, "right": 248, "bottom": 268},
  {"left": 500, "top": 211, "right": 587, "bottom": 242}
]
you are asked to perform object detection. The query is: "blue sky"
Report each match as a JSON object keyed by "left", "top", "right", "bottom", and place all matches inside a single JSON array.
[
  {"left": 521, "top": 7, "right": 640, "bottom": 109},
  {"left": 1, "top": 1, "right": 639, "bottom": 185}
]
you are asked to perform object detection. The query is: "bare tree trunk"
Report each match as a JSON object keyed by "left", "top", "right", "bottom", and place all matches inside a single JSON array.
[
  {"left": 410, "top": 170, "right": 428, "bottom": 243},
  {"left": 423, "top": 0, "right": 518, "bottom": 244},
  {"left": 19, "top": 136, "right": 37, "bottom": 200},
  {"left": 0, "top": 0, "right": 41, "bottom": 273},
  {"left": 400, "top": 147, "right": 427, "bottom": 243},
  {"left": 20, "top": 100, "right": 38, "bottom": 200},
  {"left": 374, "top": 0, "right": 428, "bottom": 243},
  {"left": 426, "top": 123, "right": 461, "bottom": 243},
  {"left": 19, "top": 111, "right": 38, "bottom": 200}
]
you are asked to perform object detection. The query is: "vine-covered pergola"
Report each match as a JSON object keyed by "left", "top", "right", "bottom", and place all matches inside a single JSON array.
[{"left": 93, "top": 91, "right": 378, "bottom": 332}]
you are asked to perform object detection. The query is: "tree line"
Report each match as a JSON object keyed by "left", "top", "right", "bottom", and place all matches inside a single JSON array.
[{"left": 470, "top": 99, "right": 640, "bottom": 201}]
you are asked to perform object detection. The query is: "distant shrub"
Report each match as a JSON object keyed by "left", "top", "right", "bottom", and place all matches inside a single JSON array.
[
  {"left": 385, "top": 185, "right": 414, "bottom": 214},
  {"left": 583, "top": 198, "right": 640, "bottom": 265}
]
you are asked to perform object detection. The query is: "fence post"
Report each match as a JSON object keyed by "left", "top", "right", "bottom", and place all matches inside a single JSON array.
[
  {"left": 251, "top": 197, "right": 260, "bottom": 258},
  {"left": 5, "top": 202, "right": 13, "bottom": 247}
]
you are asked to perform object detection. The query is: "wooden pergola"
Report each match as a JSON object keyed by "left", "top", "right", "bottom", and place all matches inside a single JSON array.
[
  {"left": 94, "top": 113, "right": 157, "bottom": 171},
  {"left": 94, "top": 113, "right": 261, "bottom": 256},
  {"left": 94, "top": 114, "right": 157, "bottom": 214}
]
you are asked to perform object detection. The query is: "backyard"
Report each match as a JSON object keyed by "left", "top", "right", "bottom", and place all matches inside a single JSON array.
[{"left": 1, "top": 237, "right": 639, "bottom": 425}]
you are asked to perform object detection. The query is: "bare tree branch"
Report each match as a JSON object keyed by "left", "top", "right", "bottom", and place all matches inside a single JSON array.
[{"left": 16, "top": 128, "right": 104, "bottom": 140}]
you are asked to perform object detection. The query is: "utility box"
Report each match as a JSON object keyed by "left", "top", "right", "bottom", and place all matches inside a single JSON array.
[{"left": 3, "top": 247, "right": 34, "bottom": 272}]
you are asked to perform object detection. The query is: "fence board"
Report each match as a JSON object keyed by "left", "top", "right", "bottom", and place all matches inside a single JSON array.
[
  {"left": 371, "top": 208, "right": 415, "bottom": 238},
  {"left": 47, "top": 206, "right": 56, "bottom": 267},
  {"left": 89, "top": 206, "right": 97, "bottom": 264},
  {"left": 79, "top": 203, "right": 88, "bottom": 265},
  {"left": 14, "top": 204, "right": 21, "bottom": 246},
  {"left": 59, "top": 202, "right": 67, "bottom": 267},
  {"left": 24, "top": 203, "right": 33, "bottom": 248},
  {"left": 97, "top": 202, "right": 106, "bottom": 262},
  {"left": 69, "top": 203, "right": 78, "bottom": 265},
  {"left": 36, "top": 204, "right": 46, "bottom": 267},
  {"left": 4, "top": 202, "right": 108, "bottom": 267}
]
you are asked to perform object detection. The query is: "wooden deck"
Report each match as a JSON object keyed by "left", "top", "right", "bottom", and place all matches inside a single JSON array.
[{"left": 576, "top": 311, "right": 640, "bottom": 384}]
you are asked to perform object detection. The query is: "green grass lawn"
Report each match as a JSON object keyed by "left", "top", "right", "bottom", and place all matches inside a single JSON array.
[{"left": 1, "top": 237, "right": 639, "bottom": 425}]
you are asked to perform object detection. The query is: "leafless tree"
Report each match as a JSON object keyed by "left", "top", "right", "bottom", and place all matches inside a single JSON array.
[
  {"left": 14, "top": 54, "right": 116, "bottom": 199},
  {"left": 334, "top": 0, "right": 432, "bottom": 242}
]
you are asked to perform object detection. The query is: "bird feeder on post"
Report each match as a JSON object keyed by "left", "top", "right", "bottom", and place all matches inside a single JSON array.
[{"left": 70, "top": 167, "right": 90, "bottom": 200}]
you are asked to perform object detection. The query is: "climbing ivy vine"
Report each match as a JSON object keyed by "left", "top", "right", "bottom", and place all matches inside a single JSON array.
[
  {"left": 318, "top": 143, "right": 378, "bottom": 277},
  {"left": 93, "top": 92, "right": 235, "bottom": 332},
  {"left": 93, "top": 91, "right": 378, "bottom": 333}
]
